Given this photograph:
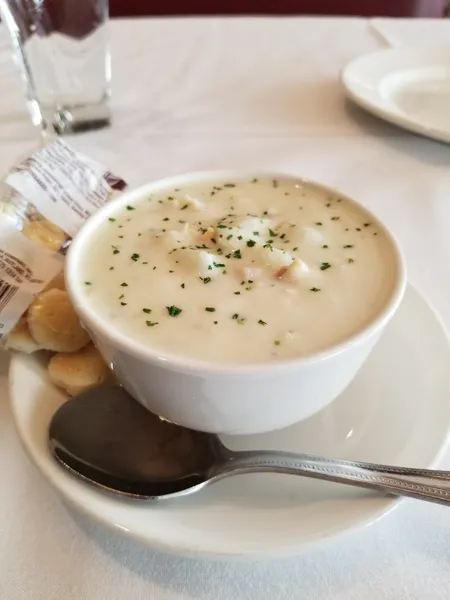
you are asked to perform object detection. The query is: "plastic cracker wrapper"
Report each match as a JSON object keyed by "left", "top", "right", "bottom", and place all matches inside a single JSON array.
[{"left": 0, "top": 139, "right": 126, "bottom": 395}]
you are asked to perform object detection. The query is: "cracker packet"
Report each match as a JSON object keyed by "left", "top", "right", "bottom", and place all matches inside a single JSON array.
[{"left": 0, "top": 139, "right": 126, "bottom": 344}]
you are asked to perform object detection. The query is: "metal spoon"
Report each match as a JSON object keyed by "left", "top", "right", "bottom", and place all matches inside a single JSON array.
[{"left": 49, "top": 384, "right": 450, "bottom": 505}]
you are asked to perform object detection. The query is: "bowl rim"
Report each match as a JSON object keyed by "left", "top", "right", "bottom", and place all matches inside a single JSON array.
[{"left": 65, "top": 170, "right": 407, "bottom": 376}]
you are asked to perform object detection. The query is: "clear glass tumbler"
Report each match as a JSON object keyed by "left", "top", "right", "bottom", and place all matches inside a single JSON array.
[{"left": 0, "top": 0, "right": 111, "bottom": 134}]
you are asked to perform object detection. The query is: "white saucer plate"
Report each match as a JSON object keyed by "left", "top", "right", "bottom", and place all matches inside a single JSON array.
[
  {"left": 342, "top": 44, "right": 450, "bottom": 143},
  {"left": 8, "top": 284, "right": 450, "bottom": 559}
]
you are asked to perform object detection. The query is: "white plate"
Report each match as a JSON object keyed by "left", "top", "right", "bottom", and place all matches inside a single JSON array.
[
  {"left": 342, "top": 44, "right": 450, "bottom": 143},
  {"left": 8, "top": 284, "right": 450, "bottom": 559}
]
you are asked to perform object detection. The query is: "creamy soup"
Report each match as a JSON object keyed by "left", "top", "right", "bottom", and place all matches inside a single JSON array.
[{"left": 81, "top": 177, "right": 398, "bottom": 364}]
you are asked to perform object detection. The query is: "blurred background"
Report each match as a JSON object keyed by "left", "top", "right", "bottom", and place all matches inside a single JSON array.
[{"left": 109, "top": 0, "right": 447, "bottom": 17}]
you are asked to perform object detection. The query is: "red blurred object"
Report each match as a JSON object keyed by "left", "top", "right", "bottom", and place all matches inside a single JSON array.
[
  {"left": 4, "top": 0, "right": 104, "bottom": 39},
  {"left": 109, "top": 0, "right": 446, "bottom": 17}
]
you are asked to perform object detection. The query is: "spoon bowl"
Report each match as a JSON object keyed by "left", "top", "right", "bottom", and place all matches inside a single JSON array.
[{"left": 49, "top": 384, "right": 223, "bottom": 499}]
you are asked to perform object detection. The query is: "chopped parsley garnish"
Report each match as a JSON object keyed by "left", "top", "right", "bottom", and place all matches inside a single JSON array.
[
  {"left": 234, "top": 291, "right": 241, "bottom": 295},
  {"left": 84, "top": 281, "right": 92, "bottom": 285},
  {"left": 146, "top": 321, "right": 158, "bottom": 327},
  {"left": 310, "top": 287, "right": 321, "bottom": 292},
  {"left": 279, "top": 233, "right": 286, "bottom": 240},
  {"left": 210, "top": 237, "right": 217, "bottom": 244},
  {"left": 237, "top": 235, "right": 243, "bottom": 241},
  {"left": 331, "top": 216, "right": 340, "bottom": 221},
  {"left": 217, "top": 224, "right": 227, "bottom": 229},
  {"left": 163, "top": 217, "right": 170, "bottom": 222},
  {"left": 258, "top": 319, "right": 267, "bottom": 326},
  {"left": 315, "top": 222, "right": 323, "bottom": 226},
  {"left": 112, "top": 245, "right": 120, "bottom": 254},
  {"left": 226, "top": 234, "right": 233, "bottom": 240},
  {"left": 343, "top": 245, "right": 353, "bottom": 249},
  {"left": 274, "top": 340, "right": 281, "bottom": 346},
  {"left": 181, "top": 283, "right": 185, "bottom": 288},
  {"left": 320, "top": 262, "right": 331, "bottom": 271},
  {"left": 119, "top": 294, "right": 124, "bottom": 300},
  {"left": 131, "top": 253, "right": 140, "bottom": 261},
  {"left": 348, "top": 258, "right": 355, "bottom": 263},
  {"left": 109, "top": 267, "right": 114, "bottom": 271},
  {"left": 272, "top": 180, "right": 278, "bottom": 188},
  {"left": 142, "top": 308, "right": 152, "bottom": 314},
  {"left": 126, "top": 205, "right": 135, "bottom": 211},
  {"left": 180, "top": 204, "right": 188, "bottom": 210},
  {"left": 223, "top": 183, "right": 236, "bottom": 188},
  {"left": 118, "top": 235, "right": 124, "bottom": 239},
  {"left": 364, "top": 223, "right": 371, "bottom": 227},
  {"left": 205, "top": 307, "right": 216, "bottom": 312},
  {"left": 120, "top": 282, "right": 128, "bottom": 287},
  {"left": 293, "top": 246, "right": 298, "bottom": 251},
  {"left": 232, "top": 313, "right": 239, "bottom": 320},
  {"left": 262, "top": 210, "right": 268, "bottom": 216},
  {"left": 108, "top": 217, "right": 116, "bottom": 222},
  {"left": 268, "top": 228, "right": 277, "bottom": 237},
  {"left": 214, "top": 262, "right": 225, "bottom": 268},
  {"left": 120, "top": 302, "right": 127, "bottom": 306},
  {"left": 202, "top": 277, "right": 211, "bottom": 284},
  {"left": 322, "top": 244, "right": 329, "bottom": 249},
  {"left": 246, "top": 239, "right": 256, "bottom": 247},
  {"left": 251, "top": 178, "right": 258, "bottom": 183},
  {"left": 167, "top": 305, "right": 182, "bottom": 317},
  {"left": 232, "top": 249, "right": 242, "bottom": 259}
]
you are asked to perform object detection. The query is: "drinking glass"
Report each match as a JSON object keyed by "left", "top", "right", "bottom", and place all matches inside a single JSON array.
[{"left": 0, "top": 0, "right": 111, "bottom": 134}]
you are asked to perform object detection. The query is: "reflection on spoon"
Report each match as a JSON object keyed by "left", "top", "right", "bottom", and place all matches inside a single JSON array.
[{"left": 49, "top": 385, "right": 450, "bottom": 506}]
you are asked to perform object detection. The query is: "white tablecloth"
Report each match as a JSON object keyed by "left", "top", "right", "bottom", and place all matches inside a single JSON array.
[{"left": 1, "top": 16, "right": 450, "bottom": 600}]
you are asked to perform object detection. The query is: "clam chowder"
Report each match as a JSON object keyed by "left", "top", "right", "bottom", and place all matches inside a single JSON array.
[{"left": 81, "top": 177, "right": 398, "bottom": 363}]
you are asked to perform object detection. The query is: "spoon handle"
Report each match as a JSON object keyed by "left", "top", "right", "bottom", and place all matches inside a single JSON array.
[{"left": 214, "top": 451, "right": 450, "bottom": 506}]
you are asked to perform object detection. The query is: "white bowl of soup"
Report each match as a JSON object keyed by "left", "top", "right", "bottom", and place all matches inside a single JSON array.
[{"left": 66, "top": 172, "right": 406, "bottom": 435}]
